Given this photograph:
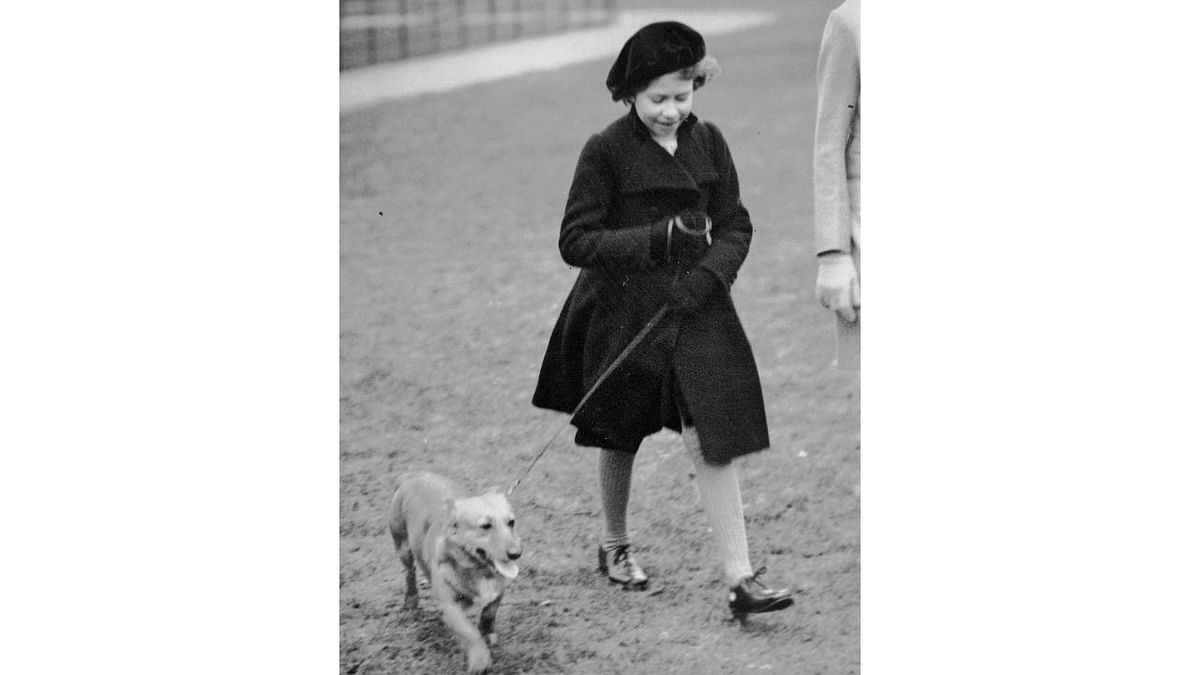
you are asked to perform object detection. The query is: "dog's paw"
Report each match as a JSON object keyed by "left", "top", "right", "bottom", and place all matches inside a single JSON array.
[
  {"left": 466, "top": 642, "right": 492, "bottom": 674},
  {"left": 485, "top": 632, "right": 498, "bottom": 647}
]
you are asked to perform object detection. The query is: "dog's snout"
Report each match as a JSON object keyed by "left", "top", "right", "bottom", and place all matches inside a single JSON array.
[{"left": 507, "top": 549, "right": 522, "bottom": 561}]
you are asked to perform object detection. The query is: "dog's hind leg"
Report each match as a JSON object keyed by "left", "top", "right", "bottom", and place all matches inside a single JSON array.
[
  {"left": 478, "top": 595, "right": 502, "bottom": 647},
  {"left": 390, "top": 523, "right": 420, "bottom": 609}
]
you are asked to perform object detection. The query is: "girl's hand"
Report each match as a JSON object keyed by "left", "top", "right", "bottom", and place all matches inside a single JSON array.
[
  {"left": 667, "top": 266, "right": 723, "bottom": 313},
  {"left": 652, "top": 211, "right": 711, "bottom": 266},
  {"left": 816, "top": 252, "right": 859, "bottom": 322}
]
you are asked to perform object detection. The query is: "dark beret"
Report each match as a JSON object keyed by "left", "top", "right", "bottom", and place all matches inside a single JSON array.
[{"left": 605, "top": 21, "right": 706, "bottom": 102}]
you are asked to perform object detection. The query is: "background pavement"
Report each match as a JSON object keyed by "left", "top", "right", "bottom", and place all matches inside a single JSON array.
[{"left": 341, "top": 8, "right": 774, "bottom": 110}]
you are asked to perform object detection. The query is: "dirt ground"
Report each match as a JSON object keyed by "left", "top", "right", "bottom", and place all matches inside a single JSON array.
[{"left": 340, "top": 0, "right": 858, "bottom": 672}]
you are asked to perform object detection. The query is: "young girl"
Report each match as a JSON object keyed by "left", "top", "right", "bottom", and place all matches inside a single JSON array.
[{"left": 532, "top": 21, "right": 793, "bottom": 617}]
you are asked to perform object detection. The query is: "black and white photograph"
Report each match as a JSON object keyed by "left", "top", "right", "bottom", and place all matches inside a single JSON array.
[
  {"left": 340, "top": 1, "right": 857, "bottom": 672},
  {"left": 6, "top": 1, "right": 1200, "bottom": 674}
]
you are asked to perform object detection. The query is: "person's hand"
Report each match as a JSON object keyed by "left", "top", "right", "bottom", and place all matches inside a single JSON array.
[
  {"left": 671, "top": 210, "right": 712, "bottom": 266},
  {"left": 667, "top": 266, "right": 722, "bottom": 313},
  {"left": 652, "top": 211, "right": 711, "bottom": 266},
  {"left": 816, "top": 252, "right": 859, "bottom": 322}
]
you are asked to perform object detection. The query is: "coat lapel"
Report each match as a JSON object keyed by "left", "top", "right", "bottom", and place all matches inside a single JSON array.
[
  {"left": 674, "top": 119, "right": 719, "bottom": 187},
  {"left": 616, "top": 113, "right": 717, "bottom": 195}
]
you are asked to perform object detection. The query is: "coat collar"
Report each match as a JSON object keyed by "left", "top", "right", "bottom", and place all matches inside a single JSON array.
[{"left": 615, "top": 109, "right": 718, "bottom": 195}]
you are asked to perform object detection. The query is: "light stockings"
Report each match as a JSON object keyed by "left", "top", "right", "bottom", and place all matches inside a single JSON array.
[
  {"left": 681, "top": 426, "right": 754, "bottom": 586},
  {"left": 596, "top": 430, "right": 754, "bottom": 586},
  {"left": 597, "top": 447, "right": 635, "bottom": 551}
]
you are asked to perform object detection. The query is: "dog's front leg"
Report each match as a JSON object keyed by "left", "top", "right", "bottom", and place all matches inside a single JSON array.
[
  {"left": 478, "top": 594, "right": 503, "bottom": 646},
  {"left": 432, "top": 581, "right": 491, "bottom": 674}
]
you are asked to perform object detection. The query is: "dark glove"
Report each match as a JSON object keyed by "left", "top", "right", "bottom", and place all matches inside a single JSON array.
[
  {"left": 651, "top": 210, "right": 712, "bottom": 266},
  {"left": 667, "top": 266, "right": 724, "bottom": 313}
]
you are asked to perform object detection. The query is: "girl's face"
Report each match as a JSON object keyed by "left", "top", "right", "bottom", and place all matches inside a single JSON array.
[{"left": 633, "top": 71, "right": 694, "bottom": 139}]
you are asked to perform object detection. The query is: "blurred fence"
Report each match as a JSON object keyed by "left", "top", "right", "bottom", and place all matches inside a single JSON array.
[{"left": 341, "top": 0, "right": 618, "bottom": 70}]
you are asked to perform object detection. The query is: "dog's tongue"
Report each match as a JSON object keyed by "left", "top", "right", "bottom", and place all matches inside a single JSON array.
[{"left": 494, "top": 560, "right": 519, "bottom": 579}]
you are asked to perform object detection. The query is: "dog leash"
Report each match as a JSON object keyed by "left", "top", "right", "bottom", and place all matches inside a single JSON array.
[{"left": 508, "top": 304, "right": 670, "bottom": 496}]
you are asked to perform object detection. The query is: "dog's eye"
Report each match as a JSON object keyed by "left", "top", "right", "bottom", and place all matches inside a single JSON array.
[
  {"left": 480, "top": 522, "right": 492, "bottom": 530},
  {"left": 507, "top": 519, "right": 516, "bottom": 528}
]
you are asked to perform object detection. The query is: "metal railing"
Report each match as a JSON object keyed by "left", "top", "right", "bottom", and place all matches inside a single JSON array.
[{"left": 341, "top": 0, "right": 618, "bottom": 70}]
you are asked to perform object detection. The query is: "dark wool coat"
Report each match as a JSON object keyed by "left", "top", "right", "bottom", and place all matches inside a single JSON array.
[{"left": 532, "top": 109, "right": 770, "bottom": 464}]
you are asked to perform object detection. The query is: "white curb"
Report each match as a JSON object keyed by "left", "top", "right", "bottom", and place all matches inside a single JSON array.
[{"left": 340, "top": 9, "right": 775, "bottom": 112}]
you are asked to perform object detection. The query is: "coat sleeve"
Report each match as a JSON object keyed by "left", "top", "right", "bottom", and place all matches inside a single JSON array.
[
  {"left": 813, "top": 8, "right": 860, "bottom": 257},
  {"left": 695, "top": 121, "right": 752, "bottom": 290},
  {"left": 558, "top": 133, "right": 655, "bottom": 271}
]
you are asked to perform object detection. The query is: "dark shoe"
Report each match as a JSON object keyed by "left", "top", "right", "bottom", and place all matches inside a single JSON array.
[
  {"left": 597, "top": 544, "right": 648, "bottom": 590},
  {"left": 728, "top": 567, "right": 794, "bottom": 616}
]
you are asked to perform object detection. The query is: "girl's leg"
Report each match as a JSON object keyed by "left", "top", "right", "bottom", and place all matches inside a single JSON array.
[
  {"left": 597, "top": 447, "right": 634, "bottom": 551},
  {"left": 681, "top": 426, "right": 794, "bottom": 615},
  {"left": 597, "top": 447, "right": 648, "bottom": 588},
  {"left": 680, "top": 427, "right": 753, "bottom": 585}
]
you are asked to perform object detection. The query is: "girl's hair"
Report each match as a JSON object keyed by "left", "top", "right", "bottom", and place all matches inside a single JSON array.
[
  {"left": 681, "top": 55, "right": 722, "bottom": 90},
  {"left": 622, "top": 55, "right": 722, "bottom": 104}
]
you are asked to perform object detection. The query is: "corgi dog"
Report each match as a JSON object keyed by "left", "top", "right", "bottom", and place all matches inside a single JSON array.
[{"left": 388, "top": 471, "right": 521, "bottom": 674}]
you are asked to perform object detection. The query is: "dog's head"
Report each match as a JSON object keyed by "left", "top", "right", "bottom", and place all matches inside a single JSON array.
[{"left": 447, "top": 491, "right": 522, "bottom": 580}]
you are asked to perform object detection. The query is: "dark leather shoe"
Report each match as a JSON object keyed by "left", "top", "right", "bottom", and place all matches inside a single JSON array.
[
  {"left": 597, "top": 544, "right": 648, "bottom": 589},
  {"left": 728, "top": 567, "right": 794, "bottom": 616}
]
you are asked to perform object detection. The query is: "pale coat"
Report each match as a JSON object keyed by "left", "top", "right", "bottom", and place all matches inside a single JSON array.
[
  {"left": 813, "top": 0, "right": 861, "bottom": 367},
  {"left": 814, "top": 0, "right": 860, "bottom": 258}
]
